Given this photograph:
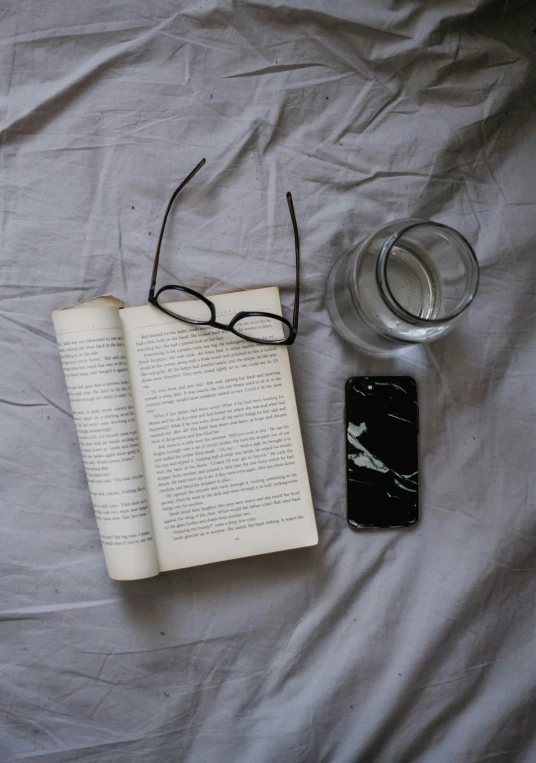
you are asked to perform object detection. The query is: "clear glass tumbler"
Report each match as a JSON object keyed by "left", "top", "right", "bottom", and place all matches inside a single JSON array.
[{"left": 325, "top": 219, "right": 479, "bottom": 354}]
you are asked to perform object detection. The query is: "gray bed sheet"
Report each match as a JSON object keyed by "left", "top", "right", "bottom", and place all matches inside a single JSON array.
[{"left": 1, "top": 1, "right": 535, "bottom": 761}]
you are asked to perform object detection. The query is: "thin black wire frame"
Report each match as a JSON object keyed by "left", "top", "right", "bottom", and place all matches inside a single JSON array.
[{"left": 148, "top": 158, "right": 300, "bottom": 345}]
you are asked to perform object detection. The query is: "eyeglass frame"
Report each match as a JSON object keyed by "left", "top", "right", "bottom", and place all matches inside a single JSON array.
[{"left": 148, "top": 158, "right": 300, "bottom": 345}]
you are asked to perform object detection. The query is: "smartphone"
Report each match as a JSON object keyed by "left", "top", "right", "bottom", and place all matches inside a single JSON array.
[{"left": 345, "top": 376, "right": 418, "bottom": 529}]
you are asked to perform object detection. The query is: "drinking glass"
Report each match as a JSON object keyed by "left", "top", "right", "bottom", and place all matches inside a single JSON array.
[{"left": 325, "top": 219, "right": 479, "bottom": 354}]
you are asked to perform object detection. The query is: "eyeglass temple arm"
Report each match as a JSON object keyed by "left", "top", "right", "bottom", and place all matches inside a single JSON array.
[
  {"left": 286, "top": 192, "right": 300, "bottom": 334},
  {"left": 149, "top": 158, "right": 206, "bottom": 299}
]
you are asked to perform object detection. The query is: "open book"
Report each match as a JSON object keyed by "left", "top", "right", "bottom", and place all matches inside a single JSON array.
[{"left": 52, "top": 288, "right": 318, "bottom": 580}]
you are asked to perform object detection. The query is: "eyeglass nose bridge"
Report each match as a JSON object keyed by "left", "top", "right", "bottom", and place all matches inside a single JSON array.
[{"left": 211, "top": 320, "right": 230, "bottom": 331}]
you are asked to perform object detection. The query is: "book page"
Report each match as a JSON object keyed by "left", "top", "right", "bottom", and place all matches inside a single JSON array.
[
  {"left": 52, "top": 297, "right": 159, "bottom": 580},
  {"left": 120, "top": 288, "right": 318, "bottom": 571}
]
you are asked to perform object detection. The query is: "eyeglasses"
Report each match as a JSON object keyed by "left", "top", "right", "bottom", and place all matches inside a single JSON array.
[{"left": 148, "top": 159, "right": 300, "bottom": 345}]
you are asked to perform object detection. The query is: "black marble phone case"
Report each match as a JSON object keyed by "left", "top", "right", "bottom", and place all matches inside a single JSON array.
[{"left": 345, "top": 376, "right": 419, "bottom": 529}]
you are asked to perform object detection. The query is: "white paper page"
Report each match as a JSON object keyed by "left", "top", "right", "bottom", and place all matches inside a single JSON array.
[
  {"left": 120, "top": 288, "right": 318, "bottom": 571},
  {"left": 52, "top": 297, "right": 159, "bottom": 580}
]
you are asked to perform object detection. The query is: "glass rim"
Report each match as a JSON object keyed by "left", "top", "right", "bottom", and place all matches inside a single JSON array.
[
  {"left": 232, "top": 312, "right": 292, "bottom": 341},
  {"left": 376, "top": 220, "right": 480, "bottom": 326},
  {"left": 156, "top": 285, "right": 215, "bottom": 324}
]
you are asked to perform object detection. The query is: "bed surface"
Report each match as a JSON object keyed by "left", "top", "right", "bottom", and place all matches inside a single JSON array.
[{"left": 1, "top": 2, "right": 535, "bottom": 761}]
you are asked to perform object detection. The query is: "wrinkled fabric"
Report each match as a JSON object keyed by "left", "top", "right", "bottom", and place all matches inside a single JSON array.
[{"left": 1, "top": 1, "right": 535, "bottom": 761}]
